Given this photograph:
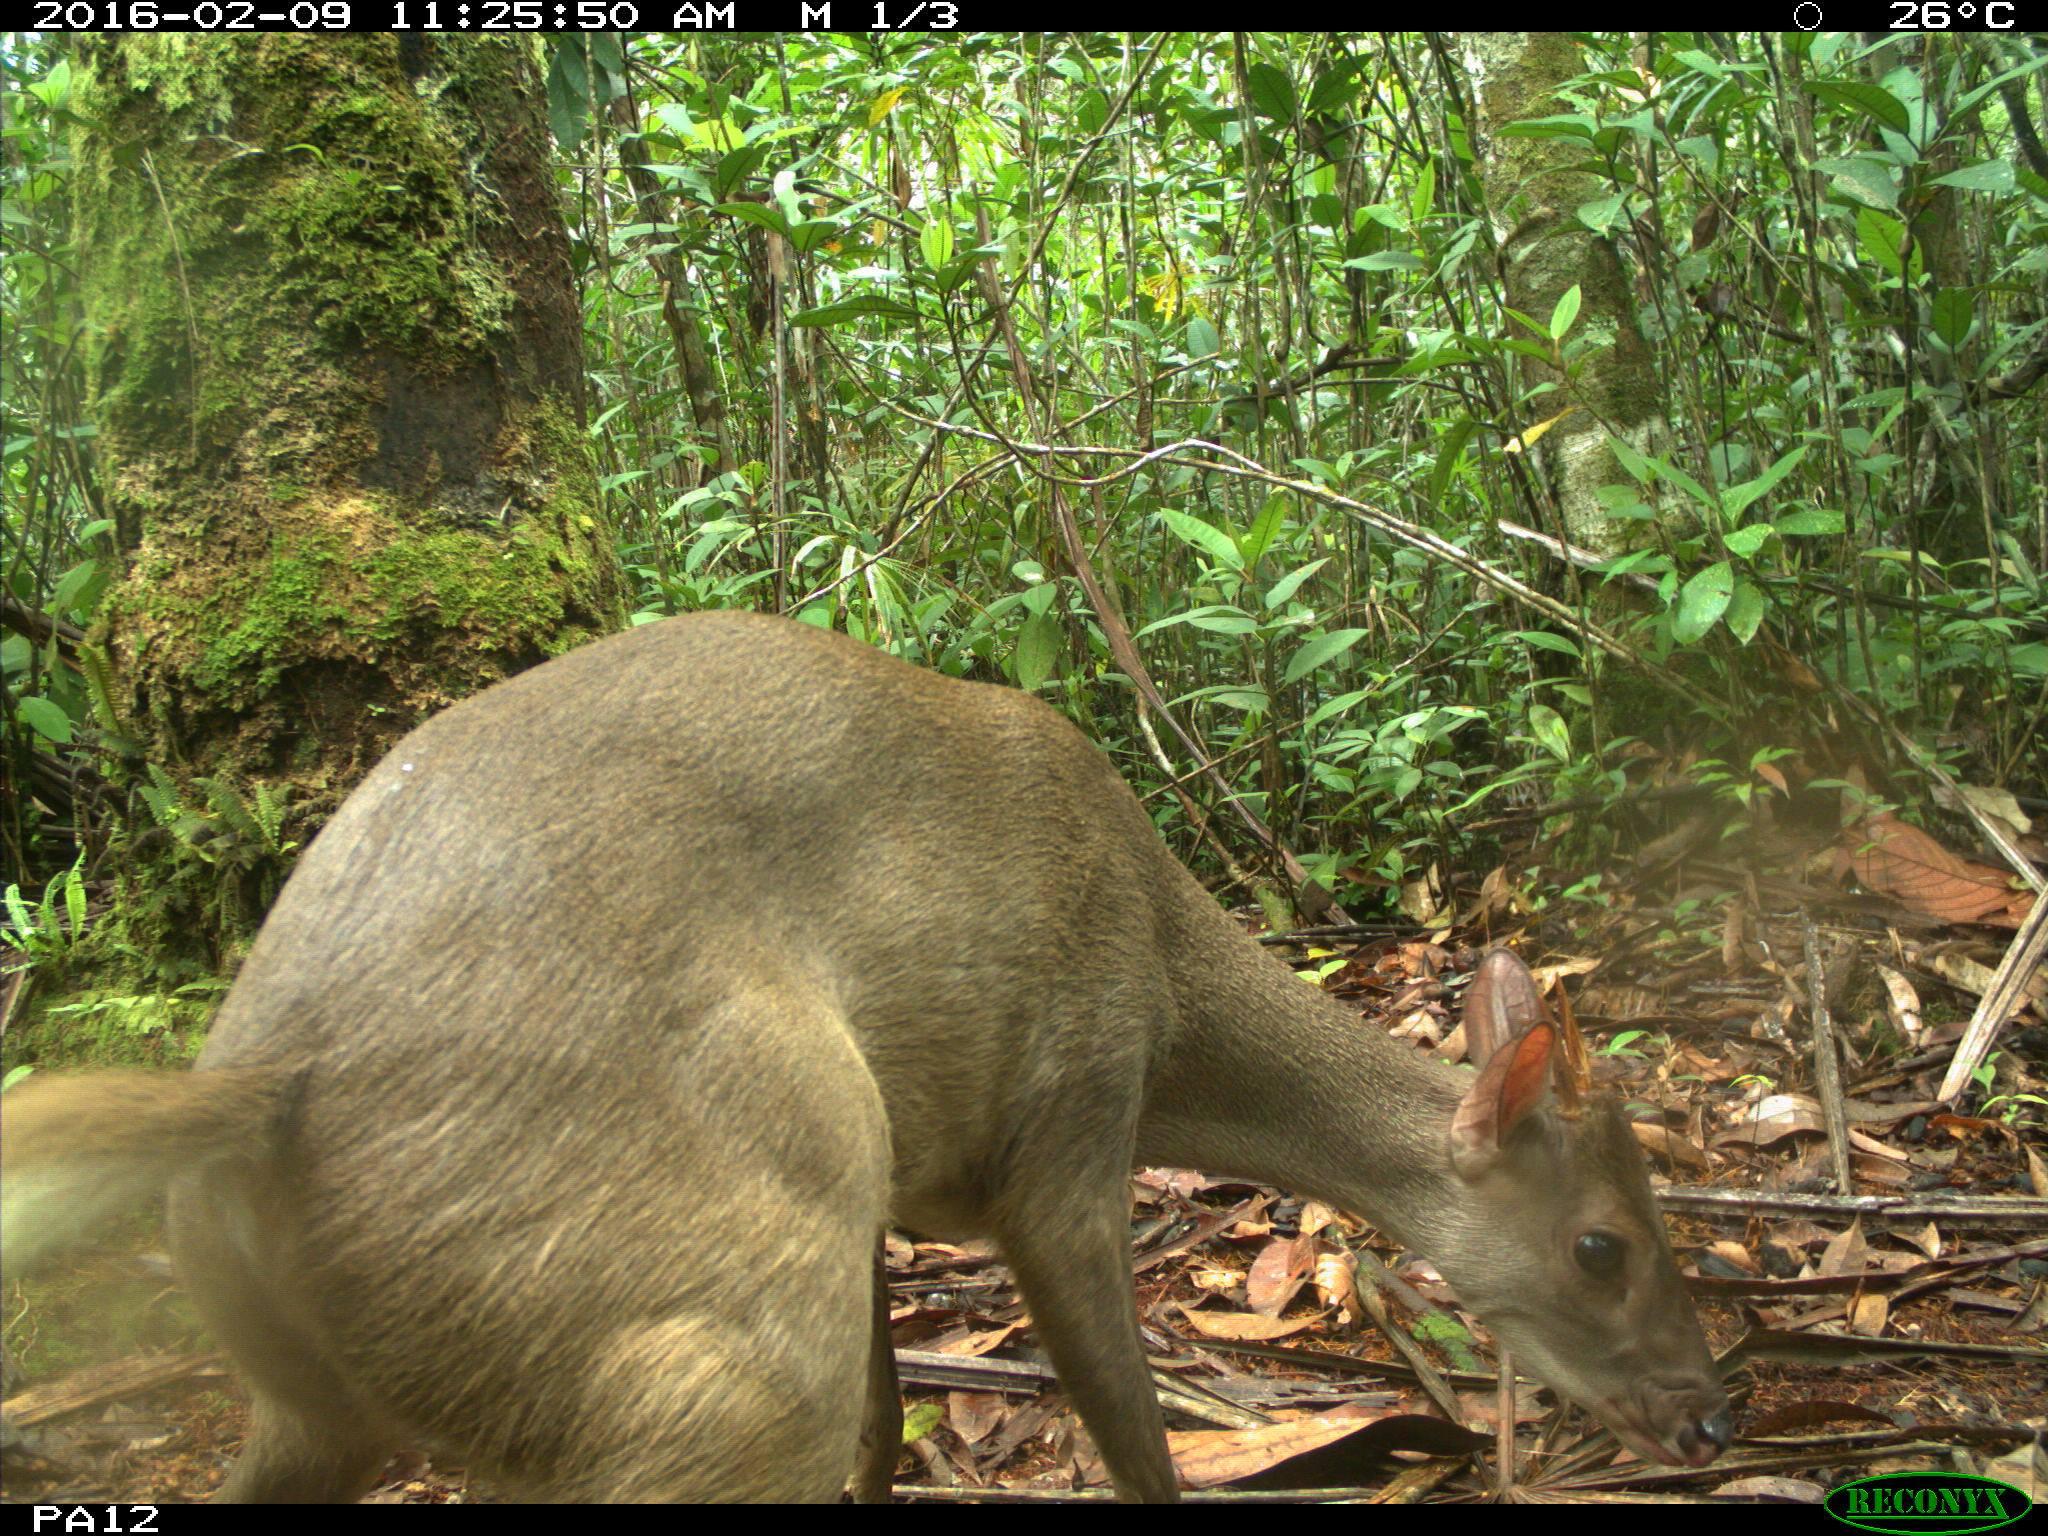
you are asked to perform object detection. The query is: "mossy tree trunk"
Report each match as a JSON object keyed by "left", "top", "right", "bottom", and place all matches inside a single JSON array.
[
  {"left": 71, "top": 34, "right": 624, "bottom": 964},
  {"left": 1468, "top": 32, "right": 1672, "bottom": 559}
]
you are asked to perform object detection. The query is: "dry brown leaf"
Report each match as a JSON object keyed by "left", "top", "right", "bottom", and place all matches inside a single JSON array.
[
  {"left": 1298, "top": 1199, "right": 1341, "bottom": 1239},
  {"left": 1839, "top": 811, "right": 2031, "bottom": 927},
  {"left": 1246, "top": 1234, "right": 1316, "bottom": 1317},
  {"left": 947, "top": 1390, "right": 1006, "bottom": 1446},
  {"left": 1708, "top": 1240, "right": 1760, "bottom": 1275},
  {"left": 1313, "top": 1247, "right": 1361, "bottom": 1326},
  {"left": 1176, "top": 1305, "right": 1314, "bottom": 1342},
  {"left": 1716, "top": 1092, "right": 1827, "bottom": 1147},
  {"left": 935, "top": 1324, "right": 1022, "bottom": 1357},
  {"left": 1874, "top": 965, "right": 1924, "bottom": 1044},
  {"left": 1849, "top": 1292, "right": 1890, "bottom": 1336},
  {"left": 1633, "top": 1120, "right": 1712, "bottom": 1170},
  {"left": 1819, "top": 1219, "right": 1867, "bottom": 1278},
  {"left": 1166, "top": 1403, "right": 1393, "bottom": 1490}
]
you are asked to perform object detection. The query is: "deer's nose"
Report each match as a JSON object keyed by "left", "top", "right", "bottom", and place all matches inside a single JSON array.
[{"left": 1675, "top": 1406, "right": 1734, "bottom": 1460}]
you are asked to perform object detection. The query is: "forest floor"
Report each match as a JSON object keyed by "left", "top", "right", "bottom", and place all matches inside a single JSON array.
[{"left": 4, "top": 836, "right": 2045, "bottom": 1505}]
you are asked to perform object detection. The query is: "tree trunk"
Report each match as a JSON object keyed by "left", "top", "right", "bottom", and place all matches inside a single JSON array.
[
  {"left": 1469, "top": 32, "right": 1671, "bottom": 557},
  {"left": 72, "top": 34, "right": 624, "bottom": 956}
]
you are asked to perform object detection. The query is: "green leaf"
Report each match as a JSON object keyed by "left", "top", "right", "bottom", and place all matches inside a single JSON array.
[
  {"left": 1428, "top": 417, "right": 1479, "bottom": 509},
  {"left": 1931, "top": 287, "right": 1973, "bottom": 350},
  {"left": 45, "top": 559, "right": 95, "bottom": 617},
  {"left": 1159, "top": 510, "right": 1244, "bottom": 570},
  {"left": 1245, "top": 62, "right": 1297, "bottom": 121},
  {"left": 1186, "top": 314, "right": 1220, "bottom": 358},
  {"left": 1497, "top": 114, "right": 1596, "bottom": 140},
  {"left": 718, "top": 200, "right": 793, "bottom": 238},
  {"left": 1806, "top": 80, "right": 1910, "bottom": 136},
  {"left": 1303, "top": 687, "right": 1370, "bottom": 731},
  {"left": 1133, "top": 606, "right": 1259, "bottom": 638},
  {"left": 918, "top": 217, "right": 955, "bottom": 270},
  {"left": 790, "top": 296, "right": 920, "bottom": 327},
  {"left": 546, "top": 38, "right": 590, "bottom": 152},
  {"left": 1341, "top": 251, "right": 1423, "bottom": 272},
  {"left": 1548, "top": 285, "right": 1583, "bottom": 340},
  {"left": 1283, "top": 628, "right": 1368, "bottom": 686},
  {"left": 1817, "top": 156, "right": 1900, "bottom": 211},
  {"left": 1673, "top": 561, "right": 1734, "bottom": 644},
  {"left": 1725, "top": 580, "right": 1766, "bottom": 644},
  {"left": 1014, "top": 609, "right": 1060, "bottom": 692},
  {"left": 17, "top": 696, "right": 72, "bottom": 744},
  {"left": 1723, "top": 446, "right": 1806, "bottom": 519},
  {"left": 1724, "top": 525, "right": 1772, "bottom": 559},
  {"left": 1527, "top": 704, "right": 1572, "bottom": 764},
  {"left": 1930, "top": 159, "right": 2015, "bottom": 193},
  {"left": 1513, "top": 630, "right": 1582, "bottom": 660},
  {"left": 1857, "top": 207, "right": 1907, "bottom": 277},
  {"left": 1262, "top": 557, "right": 1330, "bottom": 610},
  {"left": 1238, "top": 494, "right": 1288, "bottom": 566},
  {"left": 1607, "top": 433, "right": 1654, "bottom": 486},
  {"left": 1774, "top": 508, "right": 1846, "bottom": 536}
]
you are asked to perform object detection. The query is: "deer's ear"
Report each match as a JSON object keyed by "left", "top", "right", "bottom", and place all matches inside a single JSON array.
[
  {"left": 1450, "top": 1020, "right": 1556, "bottom": 1177},
  {"left": 1463, "top": 949, "right": 1549, "bottom": 1067}
]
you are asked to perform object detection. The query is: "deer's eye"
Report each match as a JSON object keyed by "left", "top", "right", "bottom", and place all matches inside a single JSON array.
[{"left": 1575, "top": 1231, "right": 1626, "bottom": 1278}]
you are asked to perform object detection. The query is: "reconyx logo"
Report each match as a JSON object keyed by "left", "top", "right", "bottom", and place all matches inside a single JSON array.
[{"left": 1824, "top": 1473, "right": 2030, "bottom": 1535}]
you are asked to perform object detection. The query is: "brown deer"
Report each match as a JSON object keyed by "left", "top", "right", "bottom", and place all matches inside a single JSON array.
[{"left": 3, "top": 611, "right": 1729, "bottom": 1501}]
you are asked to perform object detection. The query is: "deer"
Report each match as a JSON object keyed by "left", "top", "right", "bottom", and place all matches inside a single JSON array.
[{"left": 3, "top": 610, "right": 1730, "bottom": 1501}]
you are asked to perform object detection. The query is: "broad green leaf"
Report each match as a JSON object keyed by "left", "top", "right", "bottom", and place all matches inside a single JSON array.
[
  {"left": 1857, "top": 207, "right": 1907, "bottom": 277},
  {"left": 49, "top": 559, "right": 99, "bottom": 617},
  {"left": 1245, "top": 62, "right": 1297, "bottom": 121},
  {"left": 790, "top": 296, "right": 920, "bottom": 327},
  {"left": 1239, "top": 494, "right": 1288, "bottom": 566},
  {"left": 1576, "top": 191, "right": 1628, "bottom": 234},
  {"left": 546, "top": 39, "right": 590, "bottom": 151},
  {"left": 1342, "top": 251, "right": 1424, "bottom": 272},
  {"left": 1187, "top": 314, "right": 1220, "bottom": 358},
  {"left": 1723, "top": 447, "right": 1806, "bottom": 519},
  {"left": 1607, "top": 433, "right": 1653, "bottom": 486},
  {"left": 1818, "top": 155, "right": 1900, "bottom": 211},
  {"left": 1283, "top": 628, "right": 1368, "bottom": 686},
  {"left": 1725, "top": 579, "right": 1766, "bottom": 644},
  {"left": 1513, "top": 630, "right": 1582, "bottom": 660},
  {"left": 1134, "top": 606, "right": 1259, "bottom": 638},
  {"left": 1548, "top": 285, "right": 1583, "bottom": 340},
  {"left": 1930, "top": 159, "right": 2015, "bottom": 193},
  {"left": 1774, "top": 508, "right": 1846, "bottom": 536},
  {"left": 1159, "top": 510, "right": 1244, "bottom": 570},
  {"left": 1497, "top": 114, "right": 1596, "bottom": 140},
  {"left": 1931, "top": 288, "right": 1973, "bottom": 350},
  {"left": 1014, "top": 610, "right": 1060, "bottom": 691},
  {"left": 1527, "top": 704, "right": 1571, "bottom": 764},
  {"left": 17, "top": 696, "right": 72, "bottom": 744},
  {"left": 1263, "top": 557, "right": 1330, "bottom": 610},
  {"left": 1673, "top": 561, "right": 1734, "bottom": 644},
  {"left": 1303, "top": 687, "right": 1371, "bottom": 730},
  {"left": 1428, "top": 417, "right": 1478, "bottom": 509},
  {"left": 718, "top": 201, "right": 793, "bottom": 238},
  {"left": 1806, "top": 80, "right": 1910, "bottom": 136},
  {"left": 1724, "top": 525, "right": 1772, "bottom": 559},
  {"left": 918, "top": 218, "right": 955, "bottom": 270}
]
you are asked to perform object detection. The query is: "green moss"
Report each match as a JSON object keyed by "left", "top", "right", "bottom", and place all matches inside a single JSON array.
[
  {"left": 3, "top": 1223, "right": 211, "bottom": 1382},
  {"left": 192, "top": 540, "right": 353, "bottom": 701}
]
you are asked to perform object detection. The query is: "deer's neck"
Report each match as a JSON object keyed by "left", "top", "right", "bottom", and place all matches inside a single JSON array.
[{"left": 1137, "top": 897, "right": 1467, "bottom": 1253}]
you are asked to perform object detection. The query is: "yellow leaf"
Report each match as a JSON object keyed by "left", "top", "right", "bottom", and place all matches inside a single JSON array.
[{"left": 868, "top": 87, "right": 908, "bottom": 128}]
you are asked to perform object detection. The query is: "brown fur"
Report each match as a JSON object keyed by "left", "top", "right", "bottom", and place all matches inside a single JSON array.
[{"left": 1, "top": 612, "right": 1726, "bottom": 1501}]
